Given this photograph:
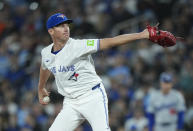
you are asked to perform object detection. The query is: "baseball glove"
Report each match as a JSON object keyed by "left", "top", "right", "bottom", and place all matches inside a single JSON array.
[{"left": 147, "top": 23, "right": 181, "bottom": 47}]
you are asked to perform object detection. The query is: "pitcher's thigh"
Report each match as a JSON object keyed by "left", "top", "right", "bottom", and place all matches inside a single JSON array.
[
  {"left": 49, "top": 104, "right": 84, "bottom": 131},
  {"left": 83, "top": 87, "right": 110, "bottom": 131}
]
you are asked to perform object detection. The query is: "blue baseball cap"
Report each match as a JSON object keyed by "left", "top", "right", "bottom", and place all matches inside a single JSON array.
[
  {"left": 46, "top": 13, "right": 73, "bottom": 30},
  {"left": 160, "top": 72, "right": 173, "bottom": 83}
]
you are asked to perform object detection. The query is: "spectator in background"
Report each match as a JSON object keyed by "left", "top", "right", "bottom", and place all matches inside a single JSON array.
[
  {"left": 147, "top": 72, "right": 186, "bottom": 131},
  {"left": 124, "top": 109, "right": 148, "bottom": 131}
]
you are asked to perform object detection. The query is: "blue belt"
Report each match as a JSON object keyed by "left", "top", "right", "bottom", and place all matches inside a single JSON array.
[{"left": 92, "top": 83, "right": 100, "bottom": 90}]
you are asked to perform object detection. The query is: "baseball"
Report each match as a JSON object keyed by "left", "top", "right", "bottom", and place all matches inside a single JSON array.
[{"left": 43, "top": 96, "right": 50, "bottom": 103}]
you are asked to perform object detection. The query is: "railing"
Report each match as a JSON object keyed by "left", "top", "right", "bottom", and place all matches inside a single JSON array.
[{"left": 111, "top": 15, "right": 146, "bottom": 36}]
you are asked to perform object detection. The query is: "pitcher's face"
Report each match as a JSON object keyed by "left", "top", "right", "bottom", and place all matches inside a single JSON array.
[{"left": 49, "top": 23, "right": 70, "bottom": 42}]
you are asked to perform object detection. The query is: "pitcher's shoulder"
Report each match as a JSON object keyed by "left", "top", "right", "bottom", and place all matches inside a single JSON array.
[{"left": 41, "top": 43, "right": 53, "bottom": 55}]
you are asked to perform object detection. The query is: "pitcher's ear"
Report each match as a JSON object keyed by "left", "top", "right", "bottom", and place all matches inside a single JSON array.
[{"left": 48, "top": 28, "right": 54, "bottom": 35}]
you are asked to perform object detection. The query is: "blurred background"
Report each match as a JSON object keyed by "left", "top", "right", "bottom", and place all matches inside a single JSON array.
[{"left": 0, "top": 0, "right": 193, "bottom": 131}]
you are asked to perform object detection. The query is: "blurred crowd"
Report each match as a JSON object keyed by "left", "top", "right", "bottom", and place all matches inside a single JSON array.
[{"left": 0, "top": 0, "right": 193, "bottom": 131}]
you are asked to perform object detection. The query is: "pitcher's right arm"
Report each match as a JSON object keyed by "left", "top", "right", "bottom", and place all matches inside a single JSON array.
[{"left": 38, "top": 65, "right": 51, "bottom": 105}]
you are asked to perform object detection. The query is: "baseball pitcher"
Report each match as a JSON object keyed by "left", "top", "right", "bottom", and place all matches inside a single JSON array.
[{"left": 38, "top": 13, "right": 179, "bottom": 131}]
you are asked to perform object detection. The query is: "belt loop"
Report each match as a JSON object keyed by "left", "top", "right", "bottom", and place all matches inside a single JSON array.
[{"left": 92, "top": 83, "right": 100, "bottom": 90}]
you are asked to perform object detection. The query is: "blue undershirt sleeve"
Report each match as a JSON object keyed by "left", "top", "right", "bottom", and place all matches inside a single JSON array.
[
  {"left": 147, "top": 113, "right": 155, "bottom": 131},
  {"left": 177, "top": 111, "right": 185, "bottom": 130}
]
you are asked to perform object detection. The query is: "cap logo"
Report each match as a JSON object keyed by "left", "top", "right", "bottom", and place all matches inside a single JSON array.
[{"left": 57, "top": 14, "right": 65, "bottom": 19}]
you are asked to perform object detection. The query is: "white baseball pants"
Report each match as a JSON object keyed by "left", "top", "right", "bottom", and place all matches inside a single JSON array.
[
  {"left": 155, "top": 123, "right": 176, "bottom": 131},
  {"left": 49, "top": 83, "right": 111, "bottom": 131}
]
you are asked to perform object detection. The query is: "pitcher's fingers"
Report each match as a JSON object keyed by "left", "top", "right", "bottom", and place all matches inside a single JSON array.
[{"left": 39, "top": 99, "right": 49, "bottom": 105}]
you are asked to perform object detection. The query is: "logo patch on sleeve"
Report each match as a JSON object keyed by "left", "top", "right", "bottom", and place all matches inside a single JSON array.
[{"left": 87, "top": 40, "right": 94, "bottom": 46}]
